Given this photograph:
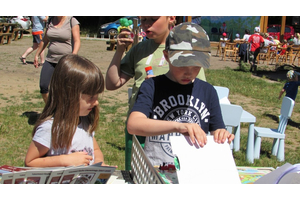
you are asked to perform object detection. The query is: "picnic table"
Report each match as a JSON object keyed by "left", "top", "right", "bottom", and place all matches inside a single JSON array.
[{"left": 0, "top": 23, "right": 24, "bottom": 45}]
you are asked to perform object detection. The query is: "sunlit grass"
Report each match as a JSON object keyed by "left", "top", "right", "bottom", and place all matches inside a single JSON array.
[{"left": 0, "top": 68, "right": 300, "bottom": 170}]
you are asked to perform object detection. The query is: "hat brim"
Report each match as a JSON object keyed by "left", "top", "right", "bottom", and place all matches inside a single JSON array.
[{"left": 167, "top": 50, "right": 210, "bottom": 68}]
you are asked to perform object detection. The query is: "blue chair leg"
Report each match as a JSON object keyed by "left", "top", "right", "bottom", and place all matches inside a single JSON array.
[
  {"left": 277, "top": 139, "right": 285, "bottom": 161},
  {"left": 233, "top": 125, "right": 240, "bottom": 151},
  {"left": 272, "top": 138, "right": 279, "bottom": 156},
  {"left": 254, "top": 135, "right": 261, "bottom": 159}
]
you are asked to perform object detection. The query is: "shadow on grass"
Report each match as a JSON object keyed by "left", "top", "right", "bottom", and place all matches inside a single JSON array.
[
  {"left": 106, "top": 142, "right": 125, "bottom": 151},
  {"left": 265, "top": 113, "right": 300, "bottom": 129},
  {"left": 22, "top": 111, "right": 40, "bottom": 125}
]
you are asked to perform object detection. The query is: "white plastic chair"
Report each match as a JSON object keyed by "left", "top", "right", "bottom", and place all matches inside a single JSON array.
[
  {"left": 253, "top": 96, "right": 295, "bottom": 161},
  {"left": 220, "top": 104, "right": 243, "bottom": 150},
  {"left": 214, "top": 86, "right": 230, "bottom": 104}
]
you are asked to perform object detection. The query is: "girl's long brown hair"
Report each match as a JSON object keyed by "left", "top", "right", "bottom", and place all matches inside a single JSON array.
[{"left": 33, "top": 54, "right": 104, "bottom": 150}]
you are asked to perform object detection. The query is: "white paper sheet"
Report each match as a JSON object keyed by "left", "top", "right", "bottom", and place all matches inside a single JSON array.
[{"left": 170, "top": 135, "right": 241, "bottom": 184}]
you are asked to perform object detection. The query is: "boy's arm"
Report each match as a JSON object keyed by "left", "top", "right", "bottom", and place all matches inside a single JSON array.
[
  {"left": 127, "top": 111, "right": 207, "bottom": 147},
  {"left": 105, "top": 31, "right": 133, "bottom": 90},
  {"left": 278, "top": 88, "right": 285, "bottom": 99},
  {"left": 106, "top": 50, "right": 131, "bottom": 90},
  {"left": 25, "top": 141, "right": 92, "bottom": 167}
]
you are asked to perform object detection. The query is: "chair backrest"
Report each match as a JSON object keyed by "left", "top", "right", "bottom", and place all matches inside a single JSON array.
[
  {"left": 220, "top": 104, "right": 243, "bottom": 128},
  {"left": 214, "top": 86, "right": 229, "bottom": 100},
  {"left": 278, "top": 96, "right": 295, "bottom": 134}
]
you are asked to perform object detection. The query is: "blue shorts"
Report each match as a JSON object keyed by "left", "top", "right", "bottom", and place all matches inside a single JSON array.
[{"left": 33, "top": 33, "right": 44, "bottom": 44}]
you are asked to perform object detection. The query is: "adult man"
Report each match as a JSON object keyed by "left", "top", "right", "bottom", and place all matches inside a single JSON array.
[{"left": 248, "top": 27, "right": 264, "bottom": 73}]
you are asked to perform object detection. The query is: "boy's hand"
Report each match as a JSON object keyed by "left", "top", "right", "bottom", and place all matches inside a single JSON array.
[
  {"left": 145, "top": 74, "right": 155, "bottom": 80},
  {"left": 116, "top": 31, "right": 133, "bottom": 51},
  {"left": 177, "top": 123, "right": 207, "bottom": 147},
  {"left": 211, "top": 129, "right": 234, "bottom": 144}
]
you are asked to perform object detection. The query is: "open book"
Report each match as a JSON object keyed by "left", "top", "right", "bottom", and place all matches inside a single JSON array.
[{"left": 0, "top": 162, "right": 116, "bottom": 184}]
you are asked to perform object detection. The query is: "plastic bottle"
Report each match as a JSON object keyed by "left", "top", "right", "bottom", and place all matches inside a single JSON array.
[{"left": 145, "top": 66, "right": 154, "bottom": 75}]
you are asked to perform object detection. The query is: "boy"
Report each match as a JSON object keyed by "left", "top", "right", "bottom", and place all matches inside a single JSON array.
[
  {"left": 278, "top": 70, "right": 300, "bottom": 101},
  {"left": 127, "top": 22, "right": 234, "bottom": 167}
]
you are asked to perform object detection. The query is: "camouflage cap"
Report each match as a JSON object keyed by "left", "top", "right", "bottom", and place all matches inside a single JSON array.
[{"left": 165, "top": 22, "right": 211, "bottom": 68}]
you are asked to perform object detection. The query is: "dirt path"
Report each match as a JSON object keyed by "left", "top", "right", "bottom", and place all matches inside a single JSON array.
[
  {"left": 0, "top": 36, "right": 244, "bottom": 109},
  {"left": 0, "top": 36, "right": 287, "bottom": 112}
]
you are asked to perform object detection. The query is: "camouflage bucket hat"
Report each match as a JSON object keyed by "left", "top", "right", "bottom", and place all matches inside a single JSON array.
[{"left": 165, "top": 22, "right": 211, "bottom": 68}]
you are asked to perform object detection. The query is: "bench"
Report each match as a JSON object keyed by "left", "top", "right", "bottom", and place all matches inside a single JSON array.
[
  {"left": 13, "top": 28, "right": 24, "bottom": 41},
  {"left": 0, "top": 23, "right": 17, "bottom": 45},
  {"left": 0, "top": 32, "right": 13, "bottom": 45}
]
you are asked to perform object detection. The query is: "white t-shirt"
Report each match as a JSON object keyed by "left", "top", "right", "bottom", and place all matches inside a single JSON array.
[
  {"left": 33, "top": 117, "right": 95, "bottom": 164},
  {"left": 243, "top": 34, "right": 251, "bottom": 41}
]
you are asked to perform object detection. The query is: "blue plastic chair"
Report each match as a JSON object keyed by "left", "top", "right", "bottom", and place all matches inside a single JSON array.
[
  {"left": 253, "top": 96, "right": 295, "bottom": 161},
  {"left": 220, "top": 104, "right": 243, "bottom": 150},
  {"left": 214, "top": 86, "right": 229, "bottom": 100}
]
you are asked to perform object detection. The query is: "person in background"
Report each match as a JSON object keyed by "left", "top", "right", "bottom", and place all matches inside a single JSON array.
[
  {"left": 25, "top": 54, "right": 107, "bottom": 167},
  {"left": 220, "top": 32, "right": 228, "bottom": 48},
  {"left": 278, "top": 70, "right": 300, "bottom": 101},
  {"left": 248, "top": 27, "right": 264, "bottom": 73},
  {"left": 34, "top": 16, "right": 81, "bottom": 103},
  {"left": 273, "top": 35, "right": 280, "bottom": 45},
  {"left": 242, "top": 29, "right": 251, "bottom": 42},
  {"left": 105, "top": 16, "right": 207, "bottom": 170},
  {"left": 127, "top": 22, "right": 234, "bottom": 167},
  {"left": 234, "top": 33, "right": 241, "bottom": 48},
  {"left": 279, "top": 39, "right": 288, "bottom": 55},
  {"left": 219, "top": 22, "right": 227, "bottom": 34},
  {"left": 260, "top": 33, "right": 274, "bottom": 53},
  {"left": 19, "top": 16, "right": 48, "bottom": 66},
  {"left": 292, "top": 33, "right": 300, "bottom": 45},
  {"left": 234, "top": 33, "right": 240, "bottom": 41}
]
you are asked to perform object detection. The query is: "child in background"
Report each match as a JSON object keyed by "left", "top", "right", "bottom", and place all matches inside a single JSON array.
[
  {"left": 127, "top": 22, "right": 234, "bottom": 167},
  {"left": 105, "top": 16, "right": 206, "bottom": 170},
  {"left": 220, "top": 32, "right": 228, "bottom": 48},
  {"left": 25, "top": 54, "right": 106, "bottom": 167},
  {"left": 278, "top": 70, "right": 300, "bottom": 101}
]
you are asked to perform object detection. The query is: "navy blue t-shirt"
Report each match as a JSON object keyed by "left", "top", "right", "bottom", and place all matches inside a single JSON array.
[
  {"left": 130, "top": 75, "right": 225, "bottom": 166},
  {"left": 283, "top": 81, "right": 300, "bottom": 100}
]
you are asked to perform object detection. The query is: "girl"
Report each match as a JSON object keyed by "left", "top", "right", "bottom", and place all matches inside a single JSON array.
[{"left": 25, "top": 54, "right": 105, "bottom": 167}]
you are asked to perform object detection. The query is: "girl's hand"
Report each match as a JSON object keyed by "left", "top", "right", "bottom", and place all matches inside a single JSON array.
[
  {"left": 211, "top": 129, "right": 234, "bottom": 144},
  {"left": 62, "top": 152, "right": 93, "bottom": 166},
  {"left": 177, "top": 123, "right": 207, "bottom": 147}
]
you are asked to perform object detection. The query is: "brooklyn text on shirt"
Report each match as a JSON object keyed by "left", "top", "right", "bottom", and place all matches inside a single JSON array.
[{"left": 153, "top": 94, "right": 210, "bottom": 123}]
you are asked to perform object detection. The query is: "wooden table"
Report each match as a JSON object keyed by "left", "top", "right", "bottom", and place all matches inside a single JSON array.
[{"left": 0, "top": 23, "right": 18, "bottom": 45}]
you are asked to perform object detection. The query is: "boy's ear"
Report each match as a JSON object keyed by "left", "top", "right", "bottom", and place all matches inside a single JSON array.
[{"left": 163, "top": 50, "right": 169, "bottom": 62}]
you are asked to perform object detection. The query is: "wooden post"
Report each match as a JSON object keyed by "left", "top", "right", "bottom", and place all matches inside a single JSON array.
[
  {"left": 133, "top": 19, "right": 139, "bottom": 46},
  {"left": 260, "top": 16, "right": 268, "bottom": 33},
  {"left": 280, "top": 16, "right": 286, "bottom": 42},
  {"left": 187, "top": 16, "right": 192, "bottom": 22}
]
